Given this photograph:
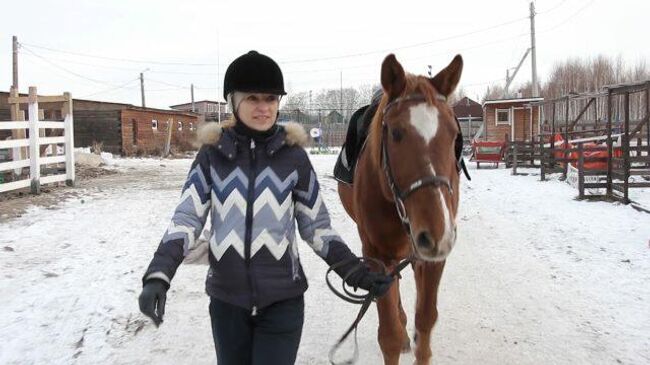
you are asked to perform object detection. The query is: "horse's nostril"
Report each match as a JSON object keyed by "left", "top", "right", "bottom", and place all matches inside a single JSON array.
[{"left": 416, "top": 232, "right": 433, "bottom": 248}]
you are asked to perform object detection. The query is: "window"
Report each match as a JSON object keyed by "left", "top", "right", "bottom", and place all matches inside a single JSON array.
[
  {"left": 132, "top": 119, "right": 138, "bottom": 145},
  {"left": 495, "top": 109, "right": 511, "bottom": 125},
  {"left": 189, "top": 122, "right": 194, "bottom": 131},
  {"left": 177, "top": 121, "right": 183, "bottom": 131},
  {"left": 152, "top": 119, "right": 158, "bottom": 130}
]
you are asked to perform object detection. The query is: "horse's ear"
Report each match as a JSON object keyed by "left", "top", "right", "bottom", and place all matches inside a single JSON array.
[
  {"left": 381, "top": 54, "right": 406, "bottom": 99},
  {"left": 430, "top": 54, "right": 463, "bottom": 97}
]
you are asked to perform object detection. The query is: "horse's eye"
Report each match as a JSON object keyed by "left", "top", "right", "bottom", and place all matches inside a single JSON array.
[{"left": 392, "top": 128, "right": 404, "bottom": 142}]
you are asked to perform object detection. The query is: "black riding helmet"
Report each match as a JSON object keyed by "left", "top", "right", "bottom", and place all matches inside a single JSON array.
[{"left": 223, "top": 51, "right": 286, "bottom": 99}]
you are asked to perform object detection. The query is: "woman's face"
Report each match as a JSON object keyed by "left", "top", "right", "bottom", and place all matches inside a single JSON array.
[{"left": 237, "top": 93, "right": 280, "bottom": 131}]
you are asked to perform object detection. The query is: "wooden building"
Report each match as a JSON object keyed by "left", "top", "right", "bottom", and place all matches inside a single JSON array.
[
  {"left": 482, "top": 97, "right": 544, "bottom": 142},
  {"left": 170, "top": 100, "right": 230, "bottom": 123},
  {"left": 452, "top": 96, "right": 483, "bottom": 142},
  {"left": 1, "top": 92, "right": 200, "bottom": 156},
  {"left": 323, "top": 110, "right": 344, "bottom": 124}
]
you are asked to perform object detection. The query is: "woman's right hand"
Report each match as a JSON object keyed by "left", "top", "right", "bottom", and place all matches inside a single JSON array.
[
  {"left": 345, "top": 266, "right": 394, "bottom": 298},
  {"left": 138, "top": 279, "right": 168, "bottom": 327}
]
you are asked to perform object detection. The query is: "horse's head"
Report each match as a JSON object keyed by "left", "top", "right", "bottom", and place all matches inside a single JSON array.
[{"left": 371, "top": 54, "right": 463, "bottom": 262}]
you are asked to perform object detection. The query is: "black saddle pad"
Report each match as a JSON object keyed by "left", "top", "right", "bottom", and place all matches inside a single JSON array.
[{"left": 334, "top": 103, "right": 378, "bottom": 184}]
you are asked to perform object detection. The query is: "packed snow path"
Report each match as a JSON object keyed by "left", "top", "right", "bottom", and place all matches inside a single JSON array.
[{"left": 1, "top": 155, "right": 648, "bottom": 365}]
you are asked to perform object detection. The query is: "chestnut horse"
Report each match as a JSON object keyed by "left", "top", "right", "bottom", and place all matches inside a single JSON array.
[{"left": 338, "top": 54, "right": 462, "bottom": 365}]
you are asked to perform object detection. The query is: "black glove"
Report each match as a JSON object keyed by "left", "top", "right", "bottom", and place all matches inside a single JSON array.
[
  {"left": 345, "top": 266, "right": 394, "bottom": 298},
  {"left": 138, "top": 279, "right": 168, "bottom": 327}
]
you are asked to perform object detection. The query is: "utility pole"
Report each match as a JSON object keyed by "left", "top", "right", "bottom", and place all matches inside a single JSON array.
[
  {"left": 217, "top": 28, "right": 222, "bottom": 123},
  {"left": 427, "top": 65, "right": 432, "bottom": 77},
  {"left": 140, "top": 72, "right": 146, "bottom": 107},
  {"left": 11, "top": 36, "right": 26, "bottom": 166},
  {"left": 191, "top": 83, "right": 195, "bottom": 112},
  {"left": 530, "top": 1, "right": 539, "bottom": 97},
  {"left": 309, "top": 90, "right": 312, "bottom": 122},
  {"left": 504, "top": 48, "right": 531, "bottom": 98},
  {"left": 12, "top": 36, "right": 18, "bottom": 89},
  {"left": 340, "top": 71, "right": 343, "bottom": 118}
]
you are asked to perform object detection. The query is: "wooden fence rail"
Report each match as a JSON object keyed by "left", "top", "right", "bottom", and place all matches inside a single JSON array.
[{"left": 0, "top": 87, "right": 75, "bottom": 194}]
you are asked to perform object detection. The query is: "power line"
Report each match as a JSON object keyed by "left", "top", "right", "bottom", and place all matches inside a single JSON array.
[
  {"left": 537, "top": 0, "right": 568, "bottom": 14},
  {"left": 283, "top": 30, "right": 531, "bottom": 77},
  {"left": 21, "top": 46, "right": 220, "bottom": 76},
  {"left": 80, "top": 77, "right": 140, "bottom": 98},
  {"left": 279, "top": 16, "right": 529, "bottom": 64},
  {"left": 20, "top": 42, "right": 219, "bottom": 66},
  {"left": 147, "top": 77, "right": 191, "bottom": 89},
  {"left": 538, "top": 0, "right": 596, "bottom": 33},
  {"left": 19, "top": 15, "right": 528, "bottom": 69},
  {"left": 461, "top": 78, "right": 505, "bottom": 87},
  {"left": 21, "top": 46, "right": 220, "bottom": 96},
  {"left": 20, "top": 45, "right": 129, "bottom": 87}
]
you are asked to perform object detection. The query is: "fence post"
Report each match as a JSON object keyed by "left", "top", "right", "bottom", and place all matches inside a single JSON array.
[
  {"left": 9, "top": 86, "right": 27, "bottom": 165},
  {"left": 606, "top": 89, "right": 613, "bottom": 198},
  {"left": 646, "top": 82, "right": 650, "bottom": 165},
  {"left": 28, "top": 87, "right": 41, "bottom": 194},
  {"left": 540, "top": 137, "right": 546, "bottom": 181},
  {"left": 612, "top": 91, "right": 631, "bottom": 204},
  {"left": 63, "top": 92, "right": 75, "bottom": 186},
  {"left": 511, "top": 143, "right": 518, "bottom": 175},
  {"left": 578, "top": 142, "right": 584, "bottom": 199}
]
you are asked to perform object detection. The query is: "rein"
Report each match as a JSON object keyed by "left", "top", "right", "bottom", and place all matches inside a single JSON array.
[{"left": 326, "top": 257, "right": 412, "bottom": 365}]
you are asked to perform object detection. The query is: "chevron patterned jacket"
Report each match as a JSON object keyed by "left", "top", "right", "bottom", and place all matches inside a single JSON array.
[{"left": 143, "top": 121, "right": 360, "bottom": 311}]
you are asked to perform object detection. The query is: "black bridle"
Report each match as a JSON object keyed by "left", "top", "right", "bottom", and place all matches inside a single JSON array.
[{"left": 380, "top": 93, "right": 454, "bottom": 239}]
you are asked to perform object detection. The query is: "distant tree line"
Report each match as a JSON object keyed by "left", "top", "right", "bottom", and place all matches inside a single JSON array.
[
  {"left": 281, "top": 84, "right": 379, "bottom": 123},
  {"left": 483, "top": 54, "right": 649, "bottom": 101}
]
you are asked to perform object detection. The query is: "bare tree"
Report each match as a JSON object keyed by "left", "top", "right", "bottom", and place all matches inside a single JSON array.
[
  {"left": 449, "top": 86, "right": 467, "bottom": 105},
  {"left": 482, "top": 84, "right": 506, "bottom": 101},
  {"left": 541, "top": 54, "right": 648, "bottom": 100},
  {"left": 281, "top": 91, "right": 308, "bottom": 112}
]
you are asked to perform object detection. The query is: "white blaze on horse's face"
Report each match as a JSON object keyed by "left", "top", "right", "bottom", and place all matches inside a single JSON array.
[
  {"left": 406, "top": 104, "right": 457, "bottom": 262},
  {"left": 409, "top": 103, "right": 439, "bottom": 144},
  {"left": 414, "top": 164, "right": 455, "bottom": 262}
]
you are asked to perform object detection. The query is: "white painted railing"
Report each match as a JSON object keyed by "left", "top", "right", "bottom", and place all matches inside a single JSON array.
[{"left": 0, "top": 87, "right": 75, "bottom": 194}]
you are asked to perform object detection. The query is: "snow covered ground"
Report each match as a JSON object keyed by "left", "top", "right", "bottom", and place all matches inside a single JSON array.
[{"left": 0, "top": 154, "right": 648, "bottom": 365}]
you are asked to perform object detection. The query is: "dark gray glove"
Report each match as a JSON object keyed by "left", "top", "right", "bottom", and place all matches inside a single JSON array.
[
  {"left": 346, "top": 267, "right": 394, "bottom": 298},
  {"left": 138, "top": 279, "right": 168, "bottom": 327}
]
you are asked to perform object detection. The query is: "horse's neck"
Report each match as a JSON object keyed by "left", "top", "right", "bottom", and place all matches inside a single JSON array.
[{"left": 360, "top": 136, "right": 395, "bottom": 209}]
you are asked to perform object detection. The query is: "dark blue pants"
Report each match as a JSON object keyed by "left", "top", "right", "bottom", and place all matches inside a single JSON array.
[{"left": 209, "top": 296, "right": 304, "bottom": 365}]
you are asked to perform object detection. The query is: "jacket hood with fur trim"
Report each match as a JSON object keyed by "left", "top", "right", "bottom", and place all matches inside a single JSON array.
[{"left": 196, "top": 120, "right": 308, "bottom": 148}]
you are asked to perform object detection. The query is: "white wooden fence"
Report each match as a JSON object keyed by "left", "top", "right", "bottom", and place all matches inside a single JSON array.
[{"left": 0, "top": 87, "right": 75, "bottom": 194}]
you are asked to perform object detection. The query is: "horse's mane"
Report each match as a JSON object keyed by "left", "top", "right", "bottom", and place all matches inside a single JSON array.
[{"left": 367, "top": 74, "right": 440, "bottom": 167}]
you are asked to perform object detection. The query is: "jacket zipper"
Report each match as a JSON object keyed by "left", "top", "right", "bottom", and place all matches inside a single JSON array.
[{"left": 245, "top": 138, "right": 259, "bottom": 316}]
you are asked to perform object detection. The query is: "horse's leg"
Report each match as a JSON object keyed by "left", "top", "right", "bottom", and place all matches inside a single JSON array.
[
  {"left": 413, "top": 260, "right": 445, "bottom": 365},
  {"left": 396, "top": 282, "right": 411, "bottom": 353},
  {"left": 361, "top": 239, "right": 405, "bottom": 365},
  {"left": 375, "top": 281, "right": 408, "bottom": 365}
]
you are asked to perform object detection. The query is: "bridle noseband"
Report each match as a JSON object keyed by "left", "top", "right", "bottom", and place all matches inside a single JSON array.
[{"left": 380, "top": 93, "right": 454, "bottom": 234}]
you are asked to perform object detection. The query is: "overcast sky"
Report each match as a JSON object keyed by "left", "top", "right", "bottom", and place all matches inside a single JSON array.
[{"left": 1, "top": 0, "right": 648, "bottom": 109}]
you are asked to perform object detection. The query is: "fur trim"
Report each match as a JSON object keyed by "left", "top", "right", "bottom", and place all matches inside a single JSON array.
[
  {"left": 195, "top": 119, "right": 235, "bottom": 146},
  {"left": 195, "top": 120, "right": 307, "bottom": 147},
  {"left": 283, "top": 122, "right": 308, "bottom": 147}
]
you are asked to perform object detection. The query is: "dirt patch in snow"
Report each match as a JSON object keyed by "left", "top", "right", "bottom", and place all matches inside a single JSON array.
[{"left": 0, "top": 165, "right": 120, "bottom": 223}]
